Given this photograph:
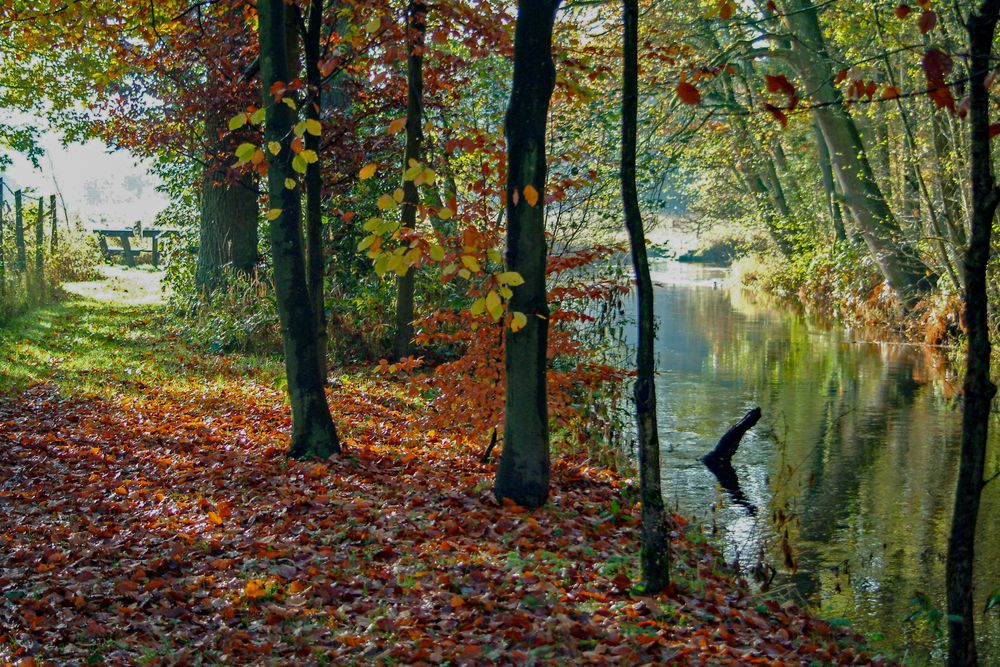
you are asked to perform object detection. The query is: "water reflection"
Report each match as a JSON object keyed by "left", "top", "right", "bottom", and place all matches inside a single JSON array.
[{"left": 636, "top": 262, "right": 1000, "bottom": 663}]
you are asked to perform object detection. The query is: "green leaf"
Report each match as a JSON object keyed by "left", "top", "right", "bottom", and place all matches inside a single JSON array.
[
  {"left": 293, "top": 120, "right": 307, "bottom": 137},
  {"left": 985, "top": 590, "right": 1000, "bottom": 613},
  {"left": 357, "top": 235, "right": 377, "bottom": 251},
  {"left": 403, "top": 164, "right": 423, "bottom": 181},
  {"left": 292, "top": 154, "right": 308, "bottom": 174},
  {"left": 470, "top": 297, "right": 486, "bottom": 316},
  {"left": 282, "top": 97, "right": 297, "bottom": 110},
  {"left": 428, "top": 244, "right": 445, "bottom": 262},
  {"left": 228, "top": 113, "right": 248, "bottom": 131},
  {"left": 235, "top": 143, "right": 257, "bottom": 164},
  {"left": 250, "top": 108, "right": 266, "bottom": 124}
]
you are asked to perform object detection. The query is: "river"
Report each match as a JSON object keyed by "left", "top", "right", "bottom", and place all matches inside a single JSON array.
[{"left": 640, "top": 261, "right": 1000, "bottom": 663}]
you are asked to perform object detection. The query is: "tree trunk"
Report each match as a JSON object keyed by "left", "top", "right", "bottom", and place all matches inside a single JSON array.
[
  {"left": 197, "top": 115, "right": 259, "bottom": 294},
  {"left": 947, "top": 5, "right": 999, "bottom": 666},
  {"left": 782, "top": 0, "right": 934, "bottom": 307},
  {"left": 494, "top": 0, "right": 560, "bottom": 509},
  {"left": 0, "top": 178, "right": 6, "bottom": 289},
  {"left": 622, "top": 0, "right": 670, "bottom": 594},
  {"left": 393, "top": 0, "right": 427, "bottom": 360},
  {"left": 813, "top": 121, "right": 846, "bottom": 242},
  {"left": 259, "top": 0, "right": 340, "bottom": 459},
  {"left": 303, "top": 0, "right": 328, "bottom": 380},
  {"left": 15, "top": 190, "right": 25, "bottom": 272}
]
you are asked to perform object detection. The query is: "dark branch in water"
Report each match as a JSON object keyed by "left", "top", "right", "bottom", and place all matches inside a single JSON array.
[{"left": 702, "top": 407, "right": 761, "bottom": 466}]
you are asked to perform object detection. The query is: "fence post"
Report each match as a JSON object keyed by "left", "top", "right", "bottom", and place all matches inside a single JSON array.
[
  {"left": 49, "top": 194, "right": 58, "bottom": 252},
  {"left": 14, "top": 190, "right": 25, "bottom": 271},
  {"left": 35, "top": 196, "right": 44, "bottom": 299}
]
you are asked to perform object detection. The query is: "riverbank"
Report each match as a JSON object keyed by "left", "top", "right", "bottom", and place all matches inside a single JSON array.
[{"left": 0, "top": 271, "right": 891, "bottom": 664}]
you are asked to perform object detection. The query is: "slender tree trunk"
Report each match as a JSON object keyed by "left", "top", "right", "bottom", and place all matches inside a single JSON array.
[
  {"left": 494, "top": 0, "right": 560, "bottom": 509},
  {"left": 0, "top": 178, "right": 6, "bottom": 289},
  {"left": 782, "top": 0, "right": 934, "bottom": 307},
  {"left": 15, "top": 190, "right": 25, "bottom": 272},
  {"left": 622, "top": 0, "right": 669, "bottom": 594},
  {"left": 259, "top": 0, "right": 340, "bottom": 459},
  {"left": 303, "top": 0, "right": 328, "bottom": 380},
  {"left": 197, "top": 115, "right": 259, "bottom": 294},
  {"left": 947, "top": 5, "right": 999, "bottom": 666},
  {"left": 393, "top": 0, "right": 427, "bottom": 360},
  {"left": 814, "top": 121, "right": 846, "bottom": 242}
]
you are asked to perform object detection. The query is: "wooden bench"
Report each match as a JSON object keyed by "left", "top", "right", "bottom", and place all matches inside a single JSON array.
[{"left": 95, "top": 229, "right": 177, "bottom": 267}]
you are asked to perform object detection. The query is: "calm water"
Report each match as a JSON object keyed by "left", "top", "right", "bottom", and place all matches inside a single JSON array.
[{"left": 640, "top": 262, "right": 999, "bottom": 663}]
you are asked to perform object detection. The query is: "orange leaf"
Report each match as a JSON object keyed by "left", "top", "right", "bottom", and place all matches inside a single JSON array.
[
  {"left": 882, "top": 85, "right": 901, "bottom": 99},
  {"left": 523, "top": 184, "right": 539, "bottom": 207},
  {"left": 388, "top": 117, "right": 406, "bottom": 134},
  {"left": 207, "top": 511, "right": 223, "bottom": 525}
]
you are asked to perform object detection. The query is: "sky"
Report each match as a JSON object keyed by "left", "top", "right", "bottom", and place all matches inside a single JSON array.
[{"left": 1, "top": 113, "right": 169, "bottom": 228}]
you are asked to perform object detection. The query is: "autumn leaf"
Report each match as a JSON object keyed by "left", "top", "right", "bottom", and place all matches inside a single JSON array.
[
  {"left": 918, "top": 10, "right": 937, "bottom": 33},
  {"left": 676, "top": 81, "right": 701, "bottom": 105},
  {"left": 894, "top": 3, "right": 912, "bottom": 19},
  {"left": 359, "top": 163, "right": 378, "bottom": 180},
  {"left": 522, "top": 184, "right": 540, "bottom": 207},
  {"left": 387, "top": 117, "right": 406, "bottom": 134}
]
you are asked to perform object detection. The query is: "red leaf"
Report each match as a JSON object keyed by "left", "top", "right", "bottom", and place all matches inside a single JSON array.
[
  {"left": 764, "top": 103, "right": 788, "bottom": 127},
  {"left": 764, "top": 74, "right": 796, "bottom": 96},
  {"left": 988, "top": 123, "right": 1000, "bottom": 139},
  {"left": 676, "top": 81, "right": 701, "bottom": 105},
  {"left": 894, "top": 4, "right": 912, "bottom": 19},
  {"left": 918, "top": 10, "right": 937, "bottom": 33}
]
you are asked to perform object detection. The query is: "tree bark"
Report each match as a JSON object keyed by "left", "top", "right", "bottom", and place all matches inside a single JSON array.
[
  {"left": 303, "top": 0, "right": 329, "bottom": 380},
  {"left": 621, "top": 0, "right": 670, "bottom": 594},
  {"left": 947, "top": 4, "right": 999, "bottom": 665},
  {"left": 782, "top": 0, "right": 934, "bottom": 307},
  {"left": 0, "top": 178, "right": 6, "bottom": 289},
  {"left": 393, "top": 0, "right": 427, "bottom": 360},
  {"left": 259, "top": 0, "right": 340, "bottom": 459},
  {"left": 494, "top": 0, "right": 560, "bottom": 509},
  {"left": 197, "top": 115, "right": 259, "bottom": 294},
  {"left": 701, "top": 407, "right": 762, "bottom": 465}
]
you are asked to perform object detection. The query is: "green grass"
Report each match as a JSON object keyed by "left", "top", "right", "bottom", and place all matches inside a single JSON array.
[{"left": 0, "top": 267, "right": 285, "bottom": 399}]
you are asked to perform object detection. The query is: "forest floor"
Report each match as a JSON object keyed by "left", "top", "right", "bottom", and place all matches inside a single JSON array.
[{"left": 0, "top": 267, "right": 888, "bottom": 665}]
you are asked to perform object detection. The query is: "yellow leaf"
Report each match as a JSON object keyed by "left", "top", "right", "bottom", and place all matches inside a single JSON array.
[
  {"left": 207, "top": 511, "right": 223, "bottom": 526},
  {"left": 429, "top": 244, "right": 445, "bottom": 261},
  {"left": 282, "top": 97, "right": 297, "bottom": 110},
  {"left": 266, "top": 208, "right": 283, "bottom": 221},
  {"left": 244, "top": 579, "right": 267, "bottom": 600},
  {"left": 284, "top": 178, "right": 296, "bottom": 189},
  {"left": 471, "top": 297, "right": 486, "bottom": 316},
  {"left": 496, "top": 271, "right": 524, "bottom": 286},
  {"left": 523, "top": 184, "right": 539, "bottom": 207},
  {"left": 403, "top": 164, "right": 423, "bottom": 181},
  {"left": 305, "top": 119, "right": 322, "bottom": 136},
  {"left": 388, "top": 117, "right": 406, "bottom": 134},
  {"left": 301, "top": 149, "right": 319, "bottom": 164},
  {"left": 365, "top": 17, "right": 381, "bottom": 33},
  {"left": 268, "top": 141, "right": 281, "bottom": 155},
  {"left": 393, "top": 187, "right": 405, "bottom": 203},
  {"left": 293, "top": 120, "right": 307, "bottom": 137},
  {"left": 359, "top": 163, "right": 378, "bottom": 180},
  {"left": 485, "top": 290, "right": 503, "bottom": 321},
  {"left": 377, "top": 194, "right": 397, "bottom": 211},
  {"left": 510, "top": 311, "right": 527, "bottom": 332},
  {"left": 461, "top": 255, "right": 481, "bottom": 273},
  {"left": 292, "top": 154, "right": 308, "bottom": 174},
  {"left": 437, "top": 207, "right": 454, "bottom": 220},
  {"left": 357, "top": 235, "right": 377, "bottom": 251}
]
